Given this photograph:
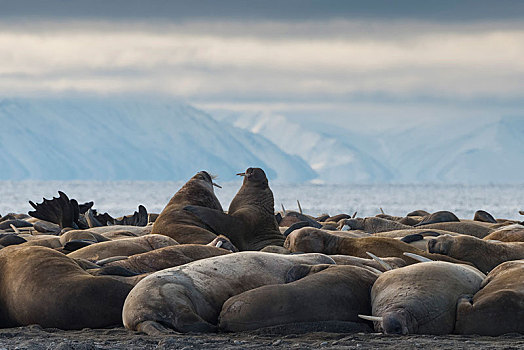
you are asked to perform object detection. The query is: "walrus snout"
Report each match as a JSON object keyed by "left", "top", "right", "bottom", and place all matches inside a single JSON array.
[{"left": 382, "top": 313, "right": 409, "bottom": 335}]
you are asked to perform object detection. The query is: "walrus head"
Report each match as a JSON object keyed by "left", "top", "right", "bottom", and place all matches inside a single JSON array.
[
  {"left": 236, "top": 168, "right": 268, "bottom": 187},
  {"left": 193, "top": 171, "right": 222, "bottom": 190},
  {"left": 427, "top": 235, "right": 454, "bottom": 255},
  {"left": 359, "top": 310, "right": 412, "bottom": 335}
]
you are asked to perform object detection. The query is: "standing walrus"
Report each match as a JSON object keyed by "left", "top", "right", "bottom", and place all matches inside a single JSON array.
[
  {"left": 151, "top": 171, "right": 224, "bottom": 245},
  {"left": 184, "top": 168, "right": 284, "bottom": 250}
]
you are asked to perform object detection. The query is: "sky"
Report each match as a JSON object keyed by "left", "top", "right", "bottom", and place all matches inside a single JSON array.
[{"left": 1, "top": 0, "right": 523, "bottom": 125}]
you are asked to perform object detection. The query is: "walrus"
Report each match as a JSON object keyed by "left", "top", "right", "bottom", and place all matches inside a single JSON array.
[
  {"left": 473, "top": 210, "right": 497, "bottom": 224},
  {"left": 122, "top": 251, "right": 335, "bottom": 334},
  {"left": 482, "top": 224, "right": 524, "bottom": 242},
  {"left": 341, "top": 217, "right": 411, "bottom": 234},
  {"left": 151, "top": 171, "right": 224, "bottom": 244},
  {"left": 414, "top": 211, "right": 460, "bottom": 227},
  {"left": 412, "top": 221, "right": 493, "bottom": 238},
  {"left": 67, "top": 234, "right": 178, "bottom": 261},
  {"left": 99, "top": 244, "right": 231, "bottom": 274},
  {"left": 183, "top": 167, "right": 285, "bottom": 250},
  {"left": 427, "top": 234, "right": 524, "bottom": 272},
  {"left": 218, "top": 264, "right": 378, "bottom": 332},
  {"left": 360, "top": 261, "right": 484, "bottom": 335},
  {"left": 284, "top": 227, "right": 471, "bottom": 265},
  {"left": 455, "top": 259, "right": 524, "bottom": 335},
  {"left": 0, "top": 245, "right": 136, "bottom": 329}
]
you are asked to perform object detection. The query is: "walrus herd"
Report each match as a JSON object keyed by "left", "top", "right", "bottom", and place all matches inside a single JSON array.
[{"left": 0, "top": 167, "right": 523, "bottom": 338}]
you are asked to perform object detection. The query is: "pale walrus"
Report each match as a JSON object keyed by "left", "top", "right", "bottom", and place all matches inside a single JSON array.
[
  {"left": 151, "top": 171, "right": 225, "bottom": 244},
  {"left": 122, "top": 251, "right": 335, "bottom": 334},
  {"left": 455, "top": 259, "right": 524, "bottom": 335},
  {"left": 427, "top": 234, "right": 524, "bottom": 272},
  {"left": 218, "top": 264, "right": 378, "bottom": 332},
  {"left": 0, "top": 245, "right": 135, "bottom": 329},
  {"left": 360, "top": 261, "right": 484, "bottom": 335},
  {"left": 183, "top": 167, "right": 285, "bottom": 250}
]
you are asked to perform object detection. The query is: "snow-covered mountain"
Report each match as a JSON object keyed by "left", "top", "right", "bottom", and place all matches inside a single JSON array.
[
  {"left": 0, "top": 97, "right": 316, "bottom": 182},
  {"left": 213, "top": 111, "right": 524, "bottom": 184},
  {"left": 216, "top": 111, "right": 393, "bottom": 183}
]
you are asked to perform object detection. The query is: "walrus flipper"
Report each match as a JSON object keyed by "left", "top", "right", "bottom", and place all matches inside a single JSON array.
[
  {"left": 183, "top": 205, "right": 244, "bottom": 235},
  {"left": 28, "top": 191, "right": 78, "bottom": 229},
  {"left": 114, "top": 205, "right": 148, "bottom": 226}
]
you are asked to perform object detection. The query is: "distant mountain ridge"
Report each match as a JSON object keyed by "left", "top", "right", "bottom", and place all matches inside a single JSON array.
[
  {"left": 0, "top": 97, "right": 316, "bottom": 182},
  {"left": 215, "top": 111, "right": 524, "bottom": 184}
]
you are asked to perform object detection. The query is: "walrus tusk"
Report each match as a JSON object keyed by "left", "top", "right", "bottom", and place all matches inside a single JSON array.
[
  {"left": 403, "top": 252, "right": 433, "bottom": 263},
  {"left": 380, "top": 207, "right": 385, "bottom": 214},
  {"left": 297, "top": 200, "right": 303, "bottom": 214},
  {"left": 358, "top": 315, "right": 383, "bottom": 322},
  {"left": 352, "top": 211, "right": 357, "bottom": 218},
  {"left": 236, "top": 172, "right": 246, "bottom": 176},
  {"left": 215, "top": 240, "right": 223, "bottom": 248},
  {"left": 366, "top": 252, "right": 393, "bottom": 271},
  {"left": 212, "top": 182, "right": 222, "bottom": 188},
  {"left": 10, "top": 224, "right": 21, "bottom": 234},
  {"left": 281, "top": 204, "right": 287, "bottom": 216},
  {"left": 364, "top": 266, "right": 383, "bottom": 275}
]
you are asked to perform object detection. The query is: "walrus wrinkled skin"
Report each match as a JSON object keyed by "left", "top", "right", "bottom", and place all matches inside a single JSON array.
[
  {"left": 284, "top": 227, "right": 470, "bottom": 265},
  {"left": 122, "top": 251, "right": 335, "bottom": 334},
  {"left": 427, "top": 234, "right": 524, "bottom": 273},
  {"left": 67, "top": 234, "right": 178, "bottom": 261},
  {"left": 0, "top": 245, "right": 134, "bottom": 329},
  {"left": 218, "top": 265, "right": 378, "bottom": 332},
  {"left": 455, "top": 260, "right": 524, "bottom": 335},
  {"left": 368, "top": 262, "right": 484, "bottom": 335},
  {"left": 183, "top": 168, "right": 285, "bottom": 250},
  {"left": 151, "top": 171, "right": 224, "bottom": 244},
  {"left": 102, "top": 244, "right": 231, "bottom": 274}
]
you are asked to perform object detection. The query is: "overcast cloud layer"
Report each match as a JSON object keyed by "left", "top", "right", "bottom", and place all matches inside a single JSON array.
[{"left": 1, "top": 1, "right": 523, "bottom": 120}]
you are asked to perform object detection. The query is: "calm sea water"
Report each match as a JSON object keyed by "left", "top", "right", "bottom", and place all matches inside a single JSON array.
[{"left": 0, "top": 181, "right": 522, "bottom": 221}]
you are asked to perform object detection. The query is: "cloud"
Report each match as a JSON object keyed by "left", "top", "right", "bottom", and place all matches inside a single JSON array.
[{"left": 1, "top": 19, "right": 523, "bottom": 108}]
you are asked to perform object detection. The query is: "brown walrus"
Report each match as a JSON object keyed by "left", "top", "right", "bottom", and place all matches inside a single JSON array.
[
  {"left": 218, "top": 264, "right": 378, "bottom": 332},
  {"left": 427, "top": 234, "right": 524, "bottom": 272},
  {"left": 66, "top": 234, "right": 178, "bottom": 261},
  {"left": 284, "top": 227, "right": 470, "bottom": 265},
  {"left": 0, "top": 245, "right": 136, "bottom": 329},
  {"left": 455, "top": 259, "right": 524, "bottom": 335},
  {"left": 184, "top": 167, "right": 285, "bottom": 250},
  {"left": 151, "top": 171, "right": 224, "bottom": 244},
  {"left": 100, "top": 243, "right": 231, "bottom": 274}
]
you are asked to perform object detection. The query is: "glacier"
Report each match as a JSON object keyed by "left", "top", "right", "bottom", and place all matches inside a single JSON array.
[{"left": 0, "top": 97, "right": 316, "bottom": 182}]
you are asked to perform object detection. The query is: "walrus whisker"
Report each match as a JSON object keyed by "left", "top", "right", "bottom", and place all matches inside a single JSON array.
[
  {"left": 403, "top": 252, "right": 433, "bottom": 263},
  {"left": 358, "top": 315, "right": 383, "bottom": 322},
  {"left": 297, "top": 200, "right": 303, "bottom": 214},
  {"left": 366, "top": 252, "right": 393, "bottom": 271},
  {"left": 352, "top": 211, "right": 357, "bottom": 218}
]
